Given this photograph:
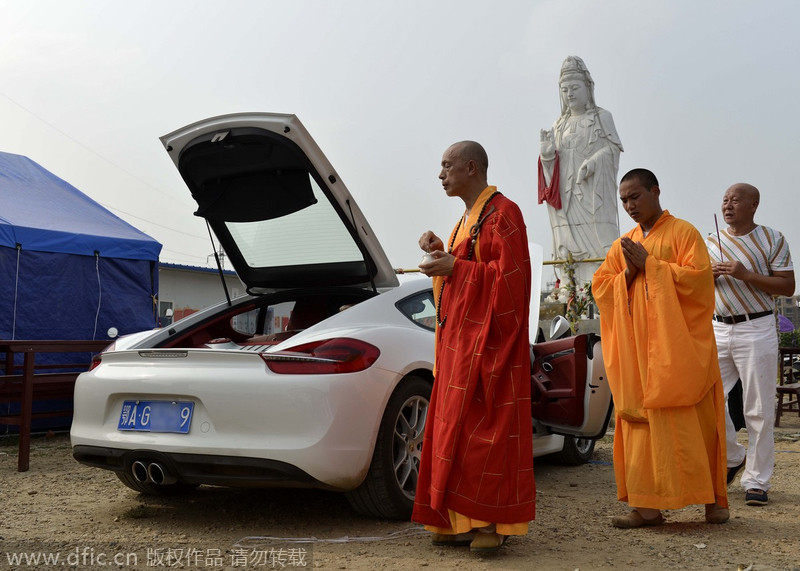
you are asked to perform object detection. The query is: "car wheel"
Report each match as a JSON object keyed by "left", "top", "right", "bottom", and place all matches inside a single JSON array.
[
  {"left": 115, "top": 470, "right": 199, "bottom": 496},
  {"left": 549, "top": 436, "right": 595, "bottom": 465},
  {"left": 345, "top": 375, "right": 431, "bottom": 520}
]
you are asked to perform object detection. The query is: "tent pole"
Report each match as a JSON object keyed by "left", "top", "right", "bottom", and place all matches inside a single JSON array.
[{"left": 12, "top": 244, "right": 21, "bottom": 340}]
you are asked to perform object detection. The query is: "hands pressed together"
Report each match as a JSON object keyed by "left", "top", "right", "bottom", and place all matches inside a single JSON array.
[{"left": 620, "top": 236, "right": 648, "bottom": 284}]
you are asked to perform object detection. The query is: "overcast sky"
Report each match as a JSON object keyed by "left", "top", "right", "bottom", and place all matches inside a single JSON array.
[{"left": 1, "top": 0, "right": 798, "bottom": 292}]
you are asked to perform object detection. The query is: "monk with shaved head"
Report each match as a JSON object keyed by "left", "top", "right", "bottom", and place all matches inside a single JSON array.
[
  {"left": 708, "top": 182, "right": 795, "bottom": 506},
  {"left": 593, "top": 168, "right": 730, "bottom": 528},
  {"left": 413, "top": 141, "right": 533, "bottom": 553}
]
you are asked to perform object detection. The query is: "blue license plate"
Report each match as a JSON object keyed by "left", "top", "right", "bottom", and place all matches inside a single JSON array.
[{"left": 117, "top": 400, "right": 194, "bottom": 433}]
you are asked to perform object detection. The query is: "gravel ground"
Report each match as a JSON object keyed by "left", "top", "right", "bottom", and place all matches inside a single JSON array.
[{"left": 1, "top": 415, "right": 799, "bottom": 571}]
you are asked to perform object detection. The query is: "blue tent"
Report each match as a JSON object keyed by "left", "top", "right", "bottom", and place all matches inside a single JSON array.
[{"left": 0, "top": 152, "right": 162, "bottom": 341}]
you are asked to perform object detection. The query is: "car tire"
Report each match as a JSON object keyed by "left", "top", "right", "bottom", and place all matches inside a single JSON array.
[
  {"left": 115, "top": 470, "right": 199, "bottom": 496},
  {"left": 345, "top": 375, "right": 431, "bottom": 520},
  {"left": 549, "top": 436, "right": 595, "bottom": 465}
]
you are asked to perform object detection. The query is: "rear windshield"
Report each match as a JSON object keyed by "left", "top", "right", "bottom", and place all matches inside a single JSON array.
[{"left": 226, "top": 175, "right": 363, "bottom": 269}]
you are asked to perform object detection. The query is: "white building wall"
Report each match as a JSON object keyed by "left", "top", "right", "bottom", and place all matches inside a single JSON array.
[{"left": 158, "top": 266, "right": 245, "bottom": 323}]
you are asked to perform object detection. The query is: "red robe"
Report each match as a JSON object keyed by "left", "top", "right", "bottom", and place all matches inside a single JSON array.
[{"left": 412, "top": 187, "right": 535, "bottom": 527}]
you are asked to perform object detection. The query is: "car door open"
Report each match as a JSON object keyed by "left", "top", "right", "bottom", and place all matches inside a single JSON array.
[{"left": 531, "top": 332, "right": 612, "bottom": 440}]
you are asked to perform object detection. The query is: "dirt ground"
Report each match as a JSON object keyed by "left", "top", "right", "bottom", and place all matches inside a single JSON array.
[{"left": 1, "top": 415, "right": 799, "bottom": 571}]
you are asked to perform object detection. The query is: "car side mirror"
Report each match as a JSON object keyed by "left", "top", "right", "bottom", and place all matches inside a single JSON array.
[{"left": 549, "top": 315, "right": 571, "bottom": 340}]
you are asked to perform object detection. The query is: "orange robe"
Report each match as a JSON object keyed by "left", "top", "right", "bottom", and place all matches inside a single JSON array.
[
  {"left": 412, "top": 186, "right": 535, "bottom": 529},
  {"left": 592, "top": 211, "right": 728, "bottom": 509}
]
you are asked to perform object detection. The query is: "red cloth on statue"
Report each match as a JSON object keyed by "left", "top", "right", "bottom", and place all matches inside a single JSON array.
[
  {"left": 412, "top": 189, "right": 535, "bottom": 527},
  {"left": 538, "top": 152, "right": 561, "bottom": 209}
]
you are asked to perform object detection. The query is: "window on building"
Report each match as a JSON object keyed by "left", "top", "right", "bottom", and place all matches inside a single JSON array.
[{"left": 159, "top": 301, "right": 174, "bottom": 327}]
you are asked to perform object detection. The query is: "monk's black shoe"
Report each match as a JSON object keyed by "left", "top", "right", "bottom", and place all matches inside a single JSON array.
[{"left": 726, "top": 459, "right": 746, "bottom": 486}]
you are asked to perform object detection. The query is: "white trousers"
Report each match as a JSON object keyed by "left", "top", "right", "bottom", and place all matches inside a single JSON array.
[{"left": 714, "top": 315, "right": 777, "bottom": 491}]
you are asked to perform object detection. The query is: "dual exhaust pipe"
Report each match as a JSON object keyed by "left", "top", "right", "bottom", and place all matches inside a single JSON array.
[{"left": 131, "top": 460, "right": 177, "bottom": 485}]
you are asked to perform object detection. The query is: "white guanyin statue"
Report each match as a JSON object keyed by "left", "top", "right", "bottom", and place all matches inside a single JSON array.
[{"left": 538, "top": 56, "right": 623, "bottom": 286}]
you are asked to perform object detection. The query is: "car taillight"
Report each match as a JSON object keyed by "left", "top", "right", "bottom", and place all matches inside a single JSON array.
[
  {"left": 88, "top": 353, "right": 103, "bottom": 371},
  {"left": 87, "top": 340, "right": 116, "bottom": 371},
  {"left": 260, "top": 338, "right": 380, "bottom": 374}
]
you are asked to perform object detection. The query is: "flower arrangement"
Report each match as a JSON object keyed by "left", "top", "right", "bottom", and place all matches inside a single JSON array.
[
  {"left": 546, "top": 280, "right": 569, "bottom": 304},
  {"left": 549, "top": 259, "right": 595, "bottom": 334}
]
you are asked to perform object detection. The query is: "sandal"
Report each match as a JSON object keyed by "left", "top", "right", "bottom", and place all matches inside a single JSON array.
[
  {"left": 431, "top": 531, "right": 475, "bottom": 547},
  {"left": 469, "top": 532, "right": 508, "bottom": 553},
  {"left": 611, "top": 509, "right": 664, "bottom": 528}
]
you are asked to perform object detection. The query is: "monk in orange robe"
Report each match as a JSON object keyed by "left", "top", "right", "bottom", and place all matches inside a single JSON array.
[
  {"left": 413, "top": 141, "right": 534, "bottom": 552},
  {"left": 592, "top": 168, "right": 729, "bottom": 528}
]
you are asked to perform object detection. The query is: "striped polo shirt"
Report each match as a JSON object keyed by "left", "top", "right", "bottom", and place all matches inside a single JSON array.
[{"left": 706, "top": 225, "right": 793, "bottom": 317}]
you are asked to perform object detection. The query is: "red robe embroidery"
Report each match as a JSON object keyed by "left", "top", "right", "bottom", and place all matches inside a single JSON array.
[{"left": 412, "top": 191, "right": 535, "bottom": 526}]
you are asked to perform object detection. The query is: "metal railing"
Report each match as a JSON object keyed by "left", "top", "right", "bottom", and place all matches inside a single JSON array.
[{"left": 1, "top": 340, "right": 110, "bottom": 471}]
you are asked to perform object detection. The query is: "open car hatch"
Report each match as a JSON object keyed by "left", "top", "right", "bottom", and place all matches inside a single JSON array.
[{"left": 160, "top": 113, "right": 399, "bottom": 293}]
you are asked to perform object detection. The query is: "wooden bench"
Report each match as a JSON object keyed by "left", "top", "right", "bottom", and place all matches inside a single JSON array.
[{"left": 1, "top": 340, "right": 109, "bottom": 471}]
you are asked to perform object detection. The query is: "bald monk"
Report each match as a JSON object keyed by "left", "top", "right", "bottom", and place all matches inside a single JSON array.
[
  {"left": 413, "top": 141, "right": 533, "bottom": 553},
  {"left": 592, "top": 168, "right": 729, "bottom": 527}
]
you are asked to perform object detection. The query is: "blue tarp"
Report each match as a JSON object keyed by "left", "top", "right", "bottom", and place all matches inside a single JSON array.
[
  {"left": 1, "top": 152, "right": 162, "bottom": 432},
  {"left": 0, "top": 151, "right": 162, "bottom": 341},
  {"left": 0, "top": 152, "right": 161, "bottom": 260}
]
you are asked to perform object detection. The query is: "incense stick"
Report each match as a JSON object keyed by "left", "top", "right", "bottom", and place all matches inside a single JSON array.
[{"left": 714, "top": 213, "right": 724, "bottom": 262}]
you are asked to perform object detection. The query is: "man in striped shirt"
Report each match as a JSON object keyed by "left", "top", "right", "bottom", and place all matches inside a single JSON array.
[{"left": 707, "top": 183, "right": 795, "bottom": 507}]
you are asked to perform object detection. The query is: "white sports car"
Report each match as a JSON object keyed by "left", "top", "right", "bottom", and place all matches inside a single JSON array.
[{"left": 70, "top": 113, "right": 612, "bottom": 520}]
